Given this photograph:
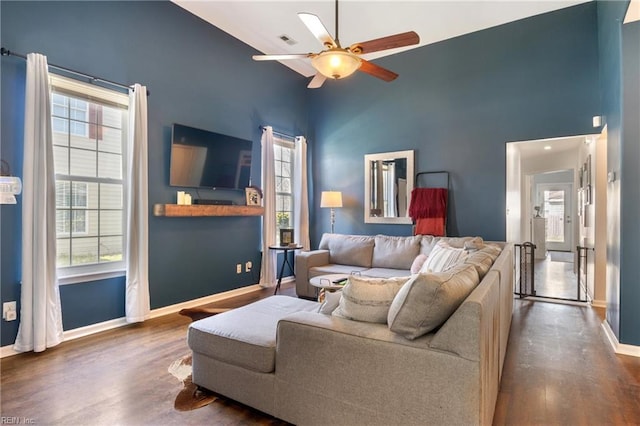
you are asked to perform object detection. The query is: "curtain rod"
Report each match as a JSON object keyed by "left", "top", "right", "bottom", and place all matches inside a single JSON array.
[
  {"left": 1, "top": 47, "right": 149, "bottom": 95},
  {"left": 259, "top": 126, "right": 295, "bottom": 140}
]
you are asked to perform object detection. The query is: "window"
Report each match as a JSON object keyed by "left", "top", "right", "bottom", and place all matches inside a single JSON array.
[
  {"left": 50, "top": 75, "right": 129, "bottom": 282},
  {"left": 56, "top": 181, "right": 88, "bottom": 235},
  {"left": 274, "top": 136, "right": 295, "bottom": 244},
  {"left": 52, "top": 94, "right": 89, "bottom": 136}
]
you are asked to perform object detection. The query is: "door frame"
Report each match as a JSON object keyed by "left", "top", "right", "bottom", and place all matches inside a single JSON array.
[{"left": 535, "top": 182, "right": 574, "bottom": 252}]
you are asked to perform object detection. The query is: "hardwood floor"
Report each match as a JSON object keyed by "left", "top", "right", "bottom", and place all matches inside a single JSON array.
[
  {"left": 2, "top": 282, "right": 639, "bottom": 425},
  {"left": 533, "top": 252, "right": 579, "bottom": 300},
  {"left": 494, "top": 300, "right": 640, "bottom": 425}
]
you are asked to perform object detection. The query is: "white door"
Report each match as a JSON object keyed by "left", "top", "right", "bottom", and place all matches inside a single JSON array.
[{"left": 537, "top": 183, "right": 573, "bottom": 251}]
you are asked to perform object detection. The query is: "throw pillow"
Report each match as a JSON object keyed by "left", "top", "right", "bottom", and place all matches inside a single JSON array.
[
  {"left": 482, "top": 243, "right": 502, "bottom": 259},
  {"left": 463, "top": 251, "right": 494, "bottom": 279},
  {"left": 419, "top": 241, "right": 468, "bottom": 273},
  {"left": 318, "top": 290, "right": 342, "bottom": 315},
  {"left": 463, "top": 244, "right": 502, "bottom": 279},
  {"left": 332, "top": 275, "right": 410, "bottom": 324},
  {"left": 463, "top": 236, "right": 484, "bottom": 251},
  {"left": 388, "top": 264, "right": 480, "bottom": 339},
  {"left": 410, "top": 254, "right": 428, "bottom": 274}
]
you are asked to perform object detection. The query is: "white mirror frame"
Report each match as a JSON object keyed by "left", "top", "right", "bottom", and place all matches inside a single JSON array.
[{"left": 364, "top": 150, "right": 415, "bottom": 224}]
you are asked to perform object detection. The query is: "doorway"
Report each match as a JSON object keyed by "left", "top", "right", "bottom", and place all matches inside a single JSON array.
[
  {"left": 506, "top": 133, "right": 605, "bottom": 305},
  {"left": 535, "top": 182, "right": 573, "bottom": 251}
]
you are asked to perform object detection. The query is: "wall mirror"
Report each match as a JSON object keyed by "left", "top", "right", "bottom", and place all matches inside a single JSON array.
[{"left": 364, "top": 150, "right": 415, "bottom": 224}]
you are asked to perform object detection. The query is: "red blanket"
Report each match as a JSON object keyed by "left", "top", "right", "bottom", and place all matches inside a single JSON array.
[
  {"left": 408, "top": 188, "right": 448, "bottom": 220},
  {"left": 415, "top": 218, "right": 446, "bottom": 236},
  {"left": 409, "top": 188, "right": 448, "bottom": 236}
]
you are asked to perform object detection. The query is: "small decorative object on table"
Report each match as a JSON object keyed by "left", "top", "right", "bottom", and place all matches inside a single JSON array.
[
  {"left": 245, "top": 186, "right": 262, "bottom": 206},
  {"left": 534, "top": 206, "right": 542, "bottom": 218},
  {"left": 280, "top": 228, "right": 294, "bottom": 246}
]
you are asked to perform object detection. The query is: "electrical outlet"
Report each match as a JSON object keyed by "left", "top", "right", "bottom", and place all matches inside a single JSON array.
[
  {"left": 245, "top": 261, "right": 252, "bottom": 272},
  {"left": 236, "top": 264, "right": 242, "bottom": 274},
  {"left": 3, "top": 301, "right": 17, "bottom": 321}
]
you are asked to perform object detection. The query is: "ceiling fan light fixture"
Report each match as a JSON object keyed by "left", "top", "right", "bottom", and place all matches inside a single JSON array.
[{"left": 311, "top": 50, "right": 361, "bottom": 80}]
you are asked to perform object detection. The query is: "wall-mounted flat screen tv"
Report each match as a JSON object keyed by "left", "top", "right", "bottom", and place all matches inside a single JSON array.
[{"left": 170, "top": 123, "right": 252, "bottom": 190}]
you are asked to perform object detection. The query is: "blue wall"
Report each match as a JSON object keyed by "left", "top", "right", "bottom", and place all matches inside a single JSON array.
[
  {"left": 596, "top": 0, "right": 640, "bottom": 346},
  {"left": 0, "top": 1, "right": 308, "bottom": 346},
  {"left": 620, "top": 19, "right": 640, "bottom": 345},
  {"left": 597, "top": 0, "right": 626, "bottom": 344},
  {"left": 307, "top": 2, "right": 601, "bottom": 245},
  {"left": 2, "top": 1, "right": 637, "bottom": 348}
]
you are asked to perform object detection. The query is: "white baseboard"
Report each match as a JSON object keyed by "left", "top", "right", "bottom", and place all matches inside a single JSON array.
[
  {"left": 1, "top": 283, "right": 266, "bottom": 358},
  {"left": 0, "top": 345, "right": 20, "bottom": 358},
  {"left": 148, "top": 283, "right": 262, "bottom": 319},
  {"left": 63, "top": 317, "right": 130, "bottom": 342},
  {"left": 601, "top": 320, "right": 640, "bottom": 358}
]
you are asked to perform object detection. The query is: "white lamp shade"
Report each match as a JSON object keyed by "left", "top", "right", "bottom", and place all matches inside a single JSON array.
[
  {"left": 311, "top": 50, "right": 362, "bottom": 80},
  {"left": 321, "top": 191, "right": 343, "bottom": 208}
]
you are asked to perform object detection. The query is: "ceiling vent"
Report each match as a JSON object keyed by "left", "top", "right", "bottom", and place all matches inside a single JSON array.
[{"left": 278, "top": 34, "right": 298, "bottom": 46}]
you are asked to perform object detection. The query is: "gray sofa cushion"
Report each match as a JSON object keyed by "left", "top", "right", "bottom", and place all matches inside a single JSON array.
[
  {"left": 372, "top": 235, "right": 421, "bottom": 270},
  {"left": 419, "top": 235, "right": 438, "bottom": 255},
  {"left": 188, "top": 296, "right": 318, "bottom": 373},
  {"left": 333, "top": 275, "right": 410, "bottom": 323},
  {"left": 463, "top": 245, "right": 502, "bottom": 279},
  {"left": 319, "top": 233, "right": 375, "bottom": 268},
  {"left": 387, "top": 263, "right": 480, "bottom": 339},
  {"left": 309, "top": 264, "right": 369, "bottom": 278},
  {"left": 364, "top": 267, "right": 412, "bottom": 278}
]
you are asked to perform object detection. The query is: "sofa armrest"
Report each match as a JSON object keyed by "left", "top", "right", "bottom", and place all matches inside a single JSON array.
[
  {"left": 430, "top": 275, "right": 499, "bottom": 360},
  {"left": 429, "top": 275, "right": 501, "bottom": 426},
  {"left": 294, "top": 250, "right": 329, "bottom": 298}
]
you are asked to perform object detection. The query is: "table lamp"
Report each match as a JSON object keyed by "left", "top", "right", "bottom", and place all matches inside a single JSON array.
[{"left": 320, "top": 191, "right": 343, "bottom": 233}]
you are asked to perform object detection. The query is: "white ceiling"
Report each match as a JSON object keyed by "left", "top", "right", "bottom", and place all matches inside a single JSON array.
[
  {"left": 173, "top": 0, "right": 590, "bottom": 78},
  {"left": 512, "top": 135, "right": 593, "bottom": 160}
]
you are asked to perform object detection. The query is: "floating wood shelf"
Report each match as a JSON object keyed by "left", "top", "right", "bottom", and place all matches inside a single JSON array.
[{"left": 153, "top": 204, "right": 264, "bottom": 217}]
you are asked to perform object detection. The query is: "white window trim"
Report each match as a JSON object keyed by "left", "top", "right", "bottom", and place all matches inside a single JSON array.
[
  {"left": 50, "top": 74, "right": 129, "bottom": 285},
  {"left": 274, "top": 136, "right": 295, "bottom": 245},
  {"left": 58, "top": 267, "right": 126, "bottom": 286},
  {"left": 50, "top": 74, "right": 129, "bottom": 107}
]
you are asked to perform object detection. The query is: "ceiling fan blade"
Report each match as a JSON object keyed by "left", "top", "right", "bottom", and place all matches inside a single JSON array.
[
  {"left": 358, "top": 60, "right": 398, "bottom": 82},
  {"left": 298, "top": 12, "right": 338, "bottom": 48},
  {"left": 307, "top": 73, "right": 327, "bottom": 89},
  {"left": 349, "top": 31, "right": 420, "bottom": 55},
  {"left": 252, "top": 54, "right": 312, "bottom": 61}
]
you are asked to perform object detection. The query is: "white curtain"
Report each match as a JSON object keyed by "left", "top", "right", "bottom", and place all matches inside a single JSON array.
[
  {"left": 14, "top": 53, "right": 64, "bottom": 353},
  {"left": 293, "top": 136, "right": 310, "bottom": 250},
  {"left": 125, "top": 84, "right": 150, "bottom": 323},
  {"left": 259, "top": 127, "right": 277, "bottom": 287}
]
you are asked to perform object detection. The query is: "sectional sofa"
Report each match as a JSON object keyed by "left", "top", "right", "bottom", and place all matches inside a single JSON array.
[{"left": 187, "top": 234, "right": 513, "bottom": 425}]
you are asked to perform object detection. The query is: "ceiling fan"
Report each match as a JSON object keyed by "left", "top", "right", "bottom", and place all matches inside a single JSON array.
[{"left": 252, "top": 0, "right": 420, "bottom": 89}]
